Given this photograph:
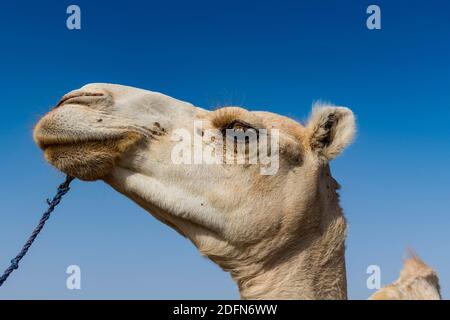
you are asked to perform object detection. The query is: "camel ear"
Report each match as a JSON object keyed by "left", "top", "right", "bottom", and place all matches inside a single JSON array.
[{"left": 307, "top": 105, "right": 355, "bottom": 161}]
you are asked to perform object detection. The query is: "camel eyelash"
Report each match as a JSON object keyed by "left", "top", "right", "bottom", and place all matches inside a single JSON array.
[
  {"left": 221, "top": 120, "right": 255, "bottom": 134},
  {"left": 210, "top": 107, "right": 262, "bottom": 137}
]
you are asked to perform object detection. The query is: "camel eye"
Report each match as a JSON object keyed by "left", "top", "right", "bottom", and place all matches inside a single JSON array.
[{"left": 222, "top": 120, "right": 254, "bottom": 134}]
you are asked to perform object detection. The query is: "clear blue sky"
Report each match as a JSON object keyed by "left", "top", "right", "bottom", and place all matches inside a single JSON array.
[{"left": 0, "top": 0, "right": 449, "bottom": 299}]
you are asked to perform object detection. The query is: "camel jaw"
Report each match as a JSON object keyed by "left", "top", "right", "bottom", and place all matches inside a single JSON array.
[{"left": 34, "top": 120, "right": 143, "bottom": 181}]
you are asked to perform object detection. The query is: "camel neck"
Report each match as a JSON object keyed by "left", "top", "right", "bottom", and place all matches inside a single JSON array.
[
  {"left": 233, "top": 169, "right": 348, "bottom": 300},
  {"left": 235, "top": 233, "right": 347, "bottom": 300},
  {"left": 238, "top": 242, "right": 348, "bottom": 299}
]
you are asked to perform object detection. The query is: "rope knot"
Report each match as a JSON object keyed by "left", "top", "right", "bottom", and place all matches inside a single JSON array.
[{"left": 10, "top": 259, "right": 19, "bottom": 270}]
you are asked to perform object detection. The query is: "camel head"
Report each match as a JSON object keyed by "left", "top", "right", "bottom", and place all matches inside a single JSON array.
[{"left": 34, "top": 83, "right": 356, "bottom": 299}]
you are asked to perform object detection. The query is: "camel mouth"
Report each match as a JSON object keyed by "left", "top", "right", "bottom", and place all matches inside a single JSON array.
[
  {"left": 33, "top": 116, "right": 129, "bottom": 151},
  {"left": 33, "top": 102, "right": 144, "bottom": 181},
  {"left": 37, "top": 135, "right": 123, "bottom": 150},
  {"left": 39, "top": 132, "right": 143, "bottom": 181}
]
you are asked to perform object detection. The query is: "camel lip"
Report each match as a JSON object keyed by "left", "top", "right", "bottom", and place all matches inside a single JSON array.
[{"left": 35, "top": 134, "right": 123, "bottom": 150}]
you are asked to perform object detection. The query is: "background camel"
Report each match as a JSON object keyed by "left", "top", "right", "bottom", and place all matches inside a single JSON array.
[
  {"left": 370, "top": 253, "right": 441, "bottom": 300},
  {"left": 33, "top": 83, "right": 441, "bottom": 299}
]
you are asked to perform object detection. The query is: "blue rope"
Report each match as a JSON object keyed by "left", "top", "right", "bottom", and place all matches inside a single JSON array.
[{"left": 0, "top": 175, "right": 74, "bottom": 287}]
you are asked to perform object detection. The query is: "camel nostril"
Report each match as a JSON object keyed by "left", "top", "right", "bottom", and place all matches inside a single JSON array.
[{"left": 54, "top": 92, "right": 105, "bottom": 109}]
